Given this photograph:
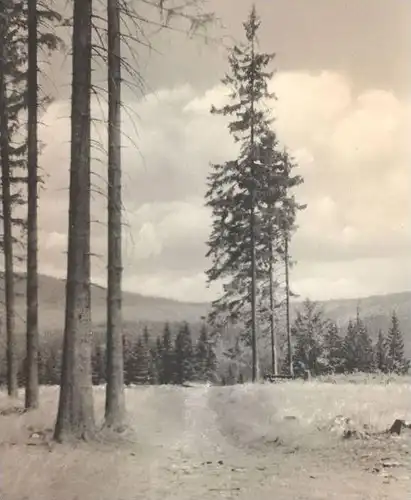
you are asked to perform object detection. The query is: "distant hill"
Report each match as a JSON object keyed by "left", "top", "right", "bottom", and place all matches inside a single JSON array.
[
  {"left": 0, "top": 273, "right": 209, "bottom": 331},
  {"left": 1, "top": 273, "right": 410, "bottom": 355}
]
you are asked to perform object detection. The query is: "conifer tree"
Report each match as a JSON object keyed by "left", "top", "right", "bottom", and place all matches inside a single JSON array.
[
  {"left": 160, "top": 322, "right": 174, "bottom": 384},
  {"left": 375, "top": 329, "right": 387, "bottom": 373},
  {"left": 195, "top": 324, "right": 217, "bottom": 382},
  {"left": 142, "top": 325, "right": 156, "bottom": 384},
  {"left": 154, "top": 336, "right": 163, "bottom": 384},
  {"left": 385, "top": 311, "right": 409, "bottom": 374},
  {"left": 205, "top": 6, "right": 304, "bottom": 382},
  {"left": 323, "top": 322, "right": 344, "bottom": 374},
  {"left": 342, "top": 310, "right": 374, "bottom": 373},
  {"left": 342, "top": 320, "right": 358, "bottom": 373},
  {"left": 143, "top": 325, "right": 150, "bottom": 346},
  {"left": 174, "top": 322, "right": 194, "bottom": 385},
  {"left": 258, "top": 141, "right": 305, "bottom": 375},
  {"left": 0, "top": 0, "right": 62, "bottom": 402},
  {"left": 148, "top": 342, "right": 159, "bottom": 385},
  {"left": 292, "top": 299, "right": 328, "bottom": 376},
  {"left": 355, "top": 311, "right": 374, "bottom": 372},
  {"left": 25, "top": 1, "right": 62, "bottom": 410},
  {"left": 195, "top": 324, "right": 208, "bottom": 381},
  {"left": 205, "top": 6, "right": 275, "bottom": 382},
  {"left": 134, "top": 336, "right": 150, "bottom": 385},
  {"left": 123, "top": 336, "right": 138, "bottom": 385}
]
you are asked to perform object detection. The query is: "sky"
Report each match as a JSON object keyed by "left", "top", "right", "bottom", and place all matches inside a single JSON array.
[{"left": 36, "top": 0, "right": 410, "bottom": 303}]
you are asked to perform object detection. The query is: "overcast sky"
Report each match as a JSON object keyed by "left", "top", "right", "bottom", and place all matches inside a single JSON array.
[{"left": 36, "top": 0, "right": 410, "bottom": 302}]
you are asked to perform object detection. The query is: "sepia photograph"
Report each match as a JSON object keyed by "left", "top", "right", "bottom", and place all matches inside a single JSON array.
[{"left": 0, "top": 0, "right": 409, "bottom": 498}]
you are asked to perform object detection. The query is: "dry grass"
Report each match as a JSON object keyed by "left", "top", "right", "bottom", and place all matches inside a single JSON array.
[
  {"left": 0, "top": 378, "right": 410, "bottom": 500},
  {"left": 210, "top": 378, "right": 411, "bottom": 451}
]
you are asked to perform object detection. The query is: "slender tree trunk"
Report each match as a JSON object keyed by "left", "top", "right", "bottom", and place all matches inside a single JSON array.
[
  {"left": 0, "top": 3, "right": 18, "bottom": 399},
  {"left": 25, "top": 0, "right": 39, "bottom": 410},
  {"left": 105, "top": 0, "right": 125, "bottom": 429},
  {"left": 54, "top": 0, "right": 95, "bottom": 442},
  {"left": 284, "top": 232, "right": 293, "bottom": 377},
  {"left": 268, "top": 238, "right": 278, "bottom": 375},
  {"left": 249, "top": 31, "right": 259, "bottom": 383},
  {"left": 250, "top": 194, "right": 258, "bottom": 382}
]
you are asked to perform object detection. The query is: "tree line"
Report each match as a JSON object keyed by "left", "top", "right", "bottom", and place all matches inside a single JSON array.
[
  {"left": 290, "top": 300, "right": 409, "bottom": 377},
  {"left": 1, "top": 302, "right": 407, "bottom": 388},
  {"left": 220, "top": 301, "right": 409, "bottom": 383},
  {"left": 0, "top": 321, "right": 217, "bottom": 387},
  {"left": 123, "top": 323, "right": 216, "bottom": 386}
]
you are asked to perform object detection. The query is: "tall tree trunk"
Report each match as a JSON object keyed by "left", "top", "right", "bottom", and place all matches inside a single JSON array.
[
  {"left": 249, "top": 31, "right": 258, "bottom": 383},
  {"left": 250, "top": 193, "right": 258, "bottom": 382},
  {"left": 25, "top": 0, "right": 39, "bottom": 410},
  {"left": 284, "top": 232, "right": 293, "bottom": 377},
  {"left": 268, "top": 238, "right": 278, "bottom": 375},
  {"left": 0, "top": 2, "right": 18, "bottom": 399},
  {"left": 54, "top": 0, "right": 95, "bottom": 442},
  {"left": 105, "top": 0, "right": 125, "bottom": 429}
]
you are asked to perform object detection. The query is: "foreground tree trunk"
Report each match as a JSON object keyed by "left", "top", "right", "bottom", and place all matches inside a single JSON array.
[
  {"left": 25, "top": 0, "right": 39, "bottom": 410},
  {"left": 0, "top": 3, "right": 18, "bottom": 399},
  {"left": 54, "top": 0, "right": 95, "bottom": 442},
  {"left": 104, "top": 0, "right": 125, "bottom": 429}
]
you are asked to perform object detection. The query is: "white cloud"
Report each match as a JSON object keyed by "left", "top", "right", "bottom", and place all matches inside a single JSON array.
[{"left": 38, "top": 70, "right": 411, "bottom": 302}]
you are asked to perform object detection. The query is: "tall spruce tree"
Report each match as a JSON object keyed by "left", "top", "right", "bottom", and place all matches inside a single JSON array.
[
  {"left": 0, "top": 0, "right": 19, "bottom": 398},
  {"left": 205, "top": 6, "right": 275, "bottom": 382},
  {"left": 54, "top": 0, "right": 95, "bottom": 442},
  {"left": 385, "top": 311, "right": 409, "bottom": 374},
  {"left": 25, "top": 0, "right": 40, "bottom": 409},
  {"left": 258, "top": 141, "right": 305, "bottom": 375},
  {"left": 0, "top": 0, "right": 62, "bottom": 402}
]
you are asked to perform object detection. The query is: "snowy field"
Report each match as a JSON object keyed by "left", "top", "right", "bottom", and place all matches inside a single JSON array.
[{"left": 0, "top": 379, "right": 410, "bottom": 499}]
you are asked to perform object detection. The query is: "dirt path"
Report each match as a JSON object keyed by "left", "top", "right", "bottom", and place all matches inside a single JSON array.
[
  {"left": 149, "top": 385, "right": 411, "bottom": 500},
  {"left": 0, "top": 386, "right": 410, "bottom": 500}
]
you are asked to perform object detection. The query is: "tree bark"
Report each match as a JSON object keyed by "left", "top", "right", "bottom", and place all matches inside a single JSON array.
[
  {"left": 25, "top": 0, "right": 39, "bottom": 410},
  {"left": 0, "top": 2, "right": 18, "bottom": 399},
  {"left": 54, "top": 0, "right": 95, "bottom": 442},
  {"left": 105, "top": 0, "right": 125, "bottom": 429}
]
